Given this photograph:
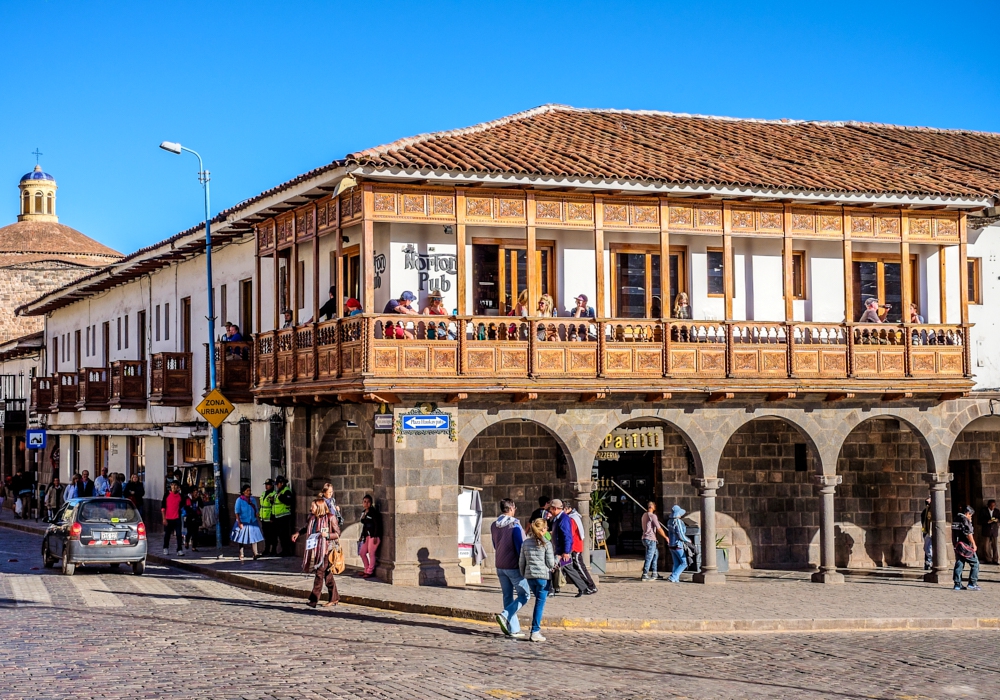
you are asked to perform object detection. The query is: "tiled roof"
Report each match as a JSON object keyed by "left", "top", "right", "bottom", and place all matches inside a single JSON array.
[
  {"left": 345, "top": 105, "right": 1000, "bottom": 201},
  {"left": 0, "top": 221, "right": 123, "bottom": 259}
]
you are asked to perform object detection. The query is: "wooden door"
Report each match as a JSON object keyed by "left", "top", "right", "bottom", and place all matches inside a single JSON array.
[
  {"left": 180, "top": 298, "right": 192, "bottom": 353},
  {"left": 102, "top": 322, "right": 110, "bottom": 366},
  {"left": 240, "top": 278, "right": 253, "bottom": 335},
  {"left": 137, "top": 311, "right": 147, "bottom": 361}
]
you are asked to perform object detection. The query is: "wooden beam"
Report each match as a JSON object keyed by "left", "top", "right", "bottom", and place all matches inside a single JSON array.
[
  {"left": 456, "top": 189, "right": 467, "bottom": 316},
  {"left": 881, "top": 391, "right": 913, "bottom": 402},
  {"left": 362, "top": 184, "right": 375, "bottom": 313},
  {"left": 766, "top": 391, "right": 796, "bottom": 402},
  {"left": 335, "top": 196, "right": 344, "bottom": 319},
  {"left": 958, "top": 212, "right": 970, "bottom": 326},
  {"left": 272, "top": 238, "right": 280, "bottom": 330},
  {"left": 659, "top": 197, "right": 670, "bottom": 318},
  {"left": 824, "top": 392, "right": 855, "bottom": 402},
  {"left": 645, "top": 392, "right": 671, "bottom": 402},
  {"left": 938, "top": 245, "right": 948, "bottom": 324},
  {"left": 594, "top": 195, "right": 606, "bottom": 318},
  {"left": 526, "top": 191, "right": 538, "bottom": 312},
  {"left": 363, "top": 392, "right": 400, "bottom": 404},
  {"left": 312, "top": 203, "right": 320, "bottom": 323},
  {"left": 782, "top": 204, "right": 794, "bottom": 322},
  {"left": 511, "top": 392, "right": 538, "bottom": 403},
  {"left": 940, "top": 391, "right": 969, "bottom": 401},
  {"left": 254, "top": 241, "right": 262, "bottom": 335},
  {"left": 900, "top": 211, "right": 911, "bottom": 324},
  {"left": 336, "top": 393, "right": 363, "bottom": 404},
  {"left": 445, "top": 393, "right": 468, "bottom": 403},
  {"left": 722, "top": 202, "right": 734, "bottom": 321},
  {"left": 843, "top": 210, "right": 854, "bottom": 323},
  {"left": 580, "top": 392, "right": 607, "bottom": 403},
  {"left": 706, "top": 391, "right": 734, "bottom": 403}
]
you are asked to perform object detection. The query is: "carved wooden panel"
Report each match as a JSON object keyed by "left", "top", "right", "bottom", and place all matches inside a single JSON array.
[
  {"left": 464, "top": 342, "right": 529, "bottom": 376},
  {"left": 666, "top": 203, "right": 723, "bottom": 233},
  {"left": 730, "top": 206, "right": 784, "bottom": 236},
  {"left": 340, "top": 342, "right": 364, "bottom": 376},
  {"left": 603, "top": 347, "right": 662, "bottom": 377},
  {"left": 910, "top": 348, "right": 964, "bottom": 376},
  {"left": 533, "top": 343, "right": 598, "bottom": 377},
  {"left": 668, "top": 345, "right": 725, "bottom": 376},
  {"left": 600, "top": 199, "right": 660, "bottom": 231},
  {"left": 730, "top": 348, "right": 788, "bottom": 377},
  {"left": 533, "top": 197, "right": 594, "bottom": 229},
  {"left": 853, "top": 348, "right": 905, "bottom": 377},
  {"left": 317, "top": 346, "right": 338, "bottom": 378},
  {"left": 792, "top": 348, "right": 848, "bottom": 377}
]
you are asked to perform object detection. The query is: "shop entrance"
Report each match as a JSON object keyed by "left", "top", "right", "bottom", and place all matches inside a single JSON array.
[{"left": 594, "top": 450, "right": 658, "bottom": 556}]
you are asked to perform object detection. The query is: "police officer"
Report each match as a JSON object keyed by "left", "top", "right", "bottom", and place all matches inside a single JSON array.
[
  {"left": 272, "top": 475, "right": 295, "bottom": 556},
  {"left": 259, "top": 479, "right": 277, "bottom": 556}
]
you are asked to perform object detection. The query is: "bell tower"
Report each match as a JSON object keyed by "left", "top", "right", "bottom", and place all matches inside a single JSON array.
[{"left": 17, "top": 163, "right": 58, "bottom": 223}]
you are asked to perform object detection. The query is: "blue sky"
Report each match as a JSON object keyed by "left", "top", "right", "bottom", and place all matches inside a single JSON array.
[{"left": 2, "top": 1, "right": 997, "bottom": 255}]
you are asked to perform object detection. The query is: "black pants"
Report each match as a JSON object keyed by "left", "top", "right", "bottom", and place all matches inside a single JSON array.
[
  {"left": 275, "top": 516, "right": 294, "bottom": 556},
  {"left": 571, "top": 551, "right": 596, "bottom": 590},
  {"left": 559, "top": 557, "right": 590, "bottom": 594},
  {"left": 163, "top": 519, "right": 183, "bottom": 551},
  {"left": 261, "top": 519, "right": 277, "bottom": 554}
]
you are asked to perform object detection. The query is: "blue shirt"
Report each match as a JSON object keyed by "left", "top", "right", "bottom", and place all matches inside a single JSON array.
[{"left": 234, "top": 496, "right": 259, "bottom": 526}]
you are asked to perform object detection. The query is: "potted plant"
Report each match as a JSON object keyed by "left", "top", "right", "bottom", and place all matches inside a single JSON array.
[
  {"left": 589, "top": 487, "right": 609, "bottom": 573},
  {"left": 715, "top": 535, "right": 729, "bottom": 573}
]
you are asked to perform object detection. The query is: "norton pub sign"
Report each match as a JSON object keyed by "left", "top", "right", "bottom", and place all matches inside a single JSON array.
[{"left": 601, "top": 426, "right": 664, "bottom": 452}]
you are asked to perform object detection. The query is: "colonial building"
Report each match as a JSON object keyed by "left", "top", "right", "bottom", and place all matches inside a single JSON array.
[{"left": 23, "top": 106, "right": 1000, "bottom": 586}]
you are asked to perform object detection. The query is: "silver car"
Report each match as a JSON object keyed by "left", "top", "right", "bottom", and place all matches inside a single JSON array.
[{"left": 42, "top": 498, "right": 148, "bottom": 576}]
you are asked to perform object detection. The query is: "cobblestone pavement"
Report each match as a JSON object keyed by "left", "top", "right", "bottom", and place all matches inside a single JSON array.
[{"left": 1, "top": 528, "right": 998, "bottom": 699}]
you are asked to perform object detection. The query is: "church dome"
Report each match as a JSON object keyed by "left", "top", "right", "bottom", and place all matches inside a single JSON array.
[
  {"left": 0, "top": 220, "right": 122, "bottom": 260},
  {"left": 20, "top": 165, "right": 55, "bottom": 183}
]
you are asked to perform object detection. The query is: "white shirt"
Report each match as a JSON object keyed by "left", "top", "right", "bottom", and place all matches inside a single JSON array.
[{"left": 94, "top": 475, "right": 110, "bottom": 496}]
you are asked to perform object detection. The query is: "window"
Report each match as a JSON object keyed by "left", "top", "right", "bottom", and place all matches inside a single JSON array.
[
  {"left": 852, "top": 254, "right": 918, "bottom": 324},
  {"left": 164, "top": 303, "right": 170, "bottom": 340},
  {"left": 165, "top": 439, "right": 175, "bottom": 468},
  {"left": 183, "top": 438, "right": 206, "bottom": 463},
  {"left": 330, "top": 249, "right": 361, "bottom": 310},
  {"left": 94, "top": 435, "right": 109, "bottom": 473},
  {"left": 239, "top": 417, "right": 251, "bottom": 486},
  {"left": 968, "top": 258, "right": 982, "bottom": 305},
  {"left": 706, "top": 248, "right": 725, "bottom": 297},
  {"left": 471, "top": 239, "right": 556, "bottom": 315},
  {"left": 128, "top": 436, "right": 146, "bottom": 483},
  {"left": 34, "top": 191, "right": 42, "bottom": 213},
  {"left": 124, "top": 315, "right": 129, "bottom": 349},
  {"left": 117, "top": 317, "right": 122, "bottom": 350},
  {"left": 22, "top": 191, "right": 30, "bottom": 215},
  {"left": 70, "top": 435, "right": 80, "bottom": 479},
  {"left": 51, "top": 338, "right": 58, "bottom": 373},
  {"left": 609, "top": 245, "right": 687, "bottom": 318},
  {"left": 296, "top": 261, "right": 305, "bottom": 310},
  {"left": 46, "top": 192, "right": 53, "bottom": 215},
  {"left": 791, "top": 251, "right": 806, "bottom": 300},
  {"left": 220, "top": 284, "right": 227, "bottom": 326},
  {"left": 155, "top": 305, "right": 161, "bottom": 342},
  {"left": 240, "top": 279, "right": 253, "bottom": 335}
]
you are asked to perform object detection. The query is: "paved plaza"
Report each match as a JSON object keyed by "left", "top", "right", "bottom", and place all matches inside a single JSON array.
[{"left": 2, "top": 526, "right": 999, "bottom": 699}]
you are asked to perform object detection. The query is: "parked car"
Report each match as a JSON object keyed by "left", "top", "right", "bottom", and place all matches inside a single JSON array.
[{"left": 42, "top": 497, "right": 147, "bottom": 576}]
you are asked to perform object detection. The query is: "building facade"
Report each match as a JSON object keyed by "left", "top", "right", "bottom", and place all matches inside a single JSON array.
[{"left": 24, "top": 106, "right": 1000, "bottom": 584}]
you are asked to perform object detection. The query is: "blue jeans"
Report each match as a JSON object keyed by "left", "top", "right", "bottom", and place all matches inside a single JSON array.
[
  {"left": 497, "top": 568, "right": 530, "bottom": 634},
  {"left": 668, "top": 547, "right": 687, "bottom": 582},
  {"left": 526, "top": 578, "right": 550, "bottom": 633},
  {"left": 954, "top": 554, "right": 980, "bottom": 587},
  {"left": 642, "top": 539, "right": 659, "bottom": 574}
]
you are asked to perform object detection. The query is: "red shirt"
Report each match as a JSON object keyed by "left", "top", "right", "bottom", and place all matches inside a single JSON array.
[
  {"left": 570, "top": 517, "right": 584, "bottom": 553},
  {"left": 161, "top": 492, "right": 183, "bottom": 520}
]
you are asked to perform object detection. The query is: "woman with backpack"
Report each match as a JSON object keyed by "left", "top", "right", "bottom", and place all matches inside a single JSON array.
[
  {"left": 666, "top": 505, "right": 692, "bottom": 583},
  {"left": 518, "top": 517, "right": 556, "bottom": 642}
]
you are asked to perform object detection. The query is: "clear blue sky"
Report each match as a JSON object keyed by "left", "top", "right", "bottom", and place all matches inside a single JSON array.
[{"left": 2, "top": 1, "right": 997, "bottom": 255}]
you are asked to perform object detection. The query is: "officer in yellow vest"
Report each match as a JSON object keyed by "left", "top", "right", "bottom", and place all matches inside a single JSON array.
[
  {"left": 272, "top": 475, "right": 295, "bottom": 556},
  {"left": 259, "top": 479, "right": 277, "bottom": 556}
]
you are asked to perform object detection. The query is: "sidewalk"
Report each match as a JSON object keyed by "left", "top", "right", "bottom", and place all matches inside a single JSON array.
[{"left": 4, "top": 515, "right": 998, "bottom": 633}]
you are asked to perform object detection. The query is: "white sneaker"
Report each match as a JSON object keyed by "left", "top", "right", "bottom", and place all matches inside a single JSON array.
[
  {"left": 509, "top": 632, "right": 526, "bottom": 639},
  {"left": 162, "top": 548, "right": 169, "bottom": 556},
  {"left": 177, "top": 550, "right": 185, "bottom": 557},
  {"left": 529, "top": 632, "right": 546, "bottom": 642}
]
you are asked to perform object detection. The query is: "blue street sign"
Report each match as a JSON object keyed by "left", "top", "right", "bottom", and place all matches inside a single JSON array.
[
  {"left": 26, "top": 429, "right": 47, "bottom": 450},
  {"left": 400, "top": 413, "right": 451, "bottom": 433}
]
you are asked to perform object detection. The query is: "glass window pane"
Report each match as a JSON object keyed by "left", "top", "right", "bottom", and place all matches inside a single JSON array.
[
  {"left": 968, "top": 260, "right": 977, "bottom": 303},
  {"left": 472, "top": 245, "right": 499, "bottom": 316},
  {"left": 883, "top": 262, "right": 902, "bottom": 322},
  {"left": 792, "top": 254, "right": 803, "bottom": 298},
  {"left": 616, "top": 253, "right": 647, "bottom": 318},
  {"left": 540, "top": 250, "right": 549, "bottom": 297},
  {"left": 651, "top": 254, "right": 661, "bottom": 318},
  {"left": 706, "top": 251, "right": 724, "bottom": 296},
  {"left": 853, "top": 261, "right": 878, "bottom": 321},
  {"left": 669, "top": 254, "right": 679, "bottom": 311}
]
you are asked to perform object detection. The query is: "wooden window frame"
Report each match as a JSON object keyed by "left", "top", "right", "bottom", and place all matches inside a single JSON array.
[
  {"left": 851, "top": 252, "right": 918, "bottom": 317},
  {"left": 706, "top": 247, "right": 725, "bottom": 298},
  {"left": 471, "top": 237, "right": 556, "bottom": 314},
  {"left": 968, "top": 257, "right": 982, "bottom": 305},
  {"left": 791, "top": 250, "right": 807, "bottom": 300},
  {"left": 609, "top": 243, "right": 688, "bottom": 318},
  {"left": 331, "top": 245, "right": 361, "bottom": 305}
]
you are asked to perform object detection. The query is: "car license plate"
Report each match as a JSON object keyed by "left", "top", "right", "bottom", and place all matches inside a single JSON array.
[{"left": 100, "top": 531, "right": 121, "bottom": 541}]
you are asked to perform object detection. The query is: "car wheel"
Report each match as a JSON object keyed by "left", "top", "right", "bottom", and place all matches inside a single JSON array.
[
  {"left": 62, "top": 549, "right": 75, "bottom": 576},
  {"left": 132, "top": 560, "right": 145, "bottom": 576},
  {"left": 42, "top": 541, "right": 56, "bottom": 568}
]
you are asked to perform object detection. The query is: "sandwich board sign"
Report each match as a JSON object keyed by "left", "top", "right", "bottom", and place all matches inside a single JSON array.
[{"left": 195, "top": 389, "right": 235, "bottom": 429}]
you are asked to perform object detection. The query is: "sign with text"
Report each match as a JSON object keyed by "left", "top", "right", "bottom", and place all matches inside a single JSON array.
[
  {"left": 400, "top": 413, "right": 451, "bottom": 433},
  {"left": 195, "top": 389, "right": 235, "bottom": 429},
  {"left": 601, "top": 426, "right": 664, "bottom": 452}
]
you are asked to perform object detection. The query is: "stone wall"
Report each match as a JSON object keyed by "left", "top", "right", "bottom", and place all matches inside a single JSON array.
[
  {"left": 0, "top": 263, "right": 96, "bottom": 343},
  {"left": 717, "top": 419, "right": 818, "bottom": 569},
  {"left": 459, "top": 420, "right": 567, "bottom": 519},
  {"left": 835, "top": 418, "right": 928, "bottom": 568},
  {"left": 311, "top": 420, "right": 375, "bottom": 526}
]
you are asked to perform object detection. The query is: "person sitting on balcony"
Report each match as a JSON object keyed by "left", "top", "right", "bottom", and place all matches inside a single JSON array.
[
  {"left": 422, "top": 290, "right": 447, "bottom": 315},
  {"left": 319, "top": 286, "right": 338, "bottom": 321},
  {"left": 281, "top": 309, "right": 294, "bottom": 329},
  {"left": 537, "top": 295, "right": 559, "bottom": 341},
  {"left": 383, "top": 291, "right": 418, "bottom": 339},
  {"left": 509, "top": 289, "right": 529, "bottom": 317},
  {"left": 673, "top": 293, "right": 691, "bottom": 319},
  {"left": 223, "top": 324, "right": 243, "bottom": 342},
  {"left": 345, "top": 298, "right": 363, "bottom": 316},
  {"left": 909, "top": 303, "right": 925, "bottom": 324},
  {"left": 858, "top": 298, "right": 887, "bottom": 323},
  {"left": 569, "top": 294, "right": 595, "bottom": 319}
]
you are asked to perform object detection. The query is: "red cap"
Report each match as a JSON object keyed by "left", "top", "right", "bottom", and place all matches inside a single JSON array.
[{"left": 346, "top": 298, "right": 361, "bottom": 308}]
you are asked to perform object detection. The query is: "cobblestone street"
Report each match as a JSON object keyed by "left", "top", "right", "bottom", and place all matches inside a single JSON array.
[{"left": 1, "top": 528, "right": 997, "bottom": 699}]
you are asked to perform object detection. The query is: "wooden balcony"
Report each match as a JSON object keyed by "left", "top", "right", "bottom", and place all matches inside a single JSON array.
[
  {"left": 110, "top": 360, "right": 147, "bottom": 409},
  {"left": 50, "top": 372, "right": 79, "bottom": 412},
  {"left": 252, "top": 316, "right": 972, "bottom": 402},
  {"left": 30, "top": 377, "right": 53, "bottom": 415},
  {"left": 206, "top": 341, "right": 255, "bottom": 403},
  {"left": 150, "top": 352, "right": 193, "bottom": 406},
  {"left": 76, "top": 368, "right": 110, "bottom": 411}
]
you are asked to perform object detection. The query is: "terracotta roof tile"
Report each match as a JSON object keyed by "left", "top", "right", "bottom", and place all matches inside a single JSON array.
[
  {"left": 344, "top": 105, "right": 1000, "bottom": 200},
  {"left": 0, "top": 220, "right": 123, "bottom": 259}
]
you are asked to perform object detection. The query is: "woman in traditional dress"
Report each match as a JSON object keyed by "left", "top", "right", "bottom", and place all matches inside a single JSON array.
[
  {"left": 292, "top": 498, "right": 342, "bottom": 608},
  {"left": 232, "top": 484, "right": 264, "bottom": 562}
]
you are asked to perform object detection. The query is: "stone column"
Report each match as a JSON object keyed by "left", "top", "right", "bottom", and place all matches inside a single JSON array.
[
  {"left": 811, "top": 474, "right": 844, "bottom": 584},
  {"left": 692, "top": 477, "right": 725, "bottom": 584},
  {"left": 571, "top": 480, "right": 594, "bottom": 560},
  {"left": 923, "top": 472, "right": 954, "bottom": 584}
]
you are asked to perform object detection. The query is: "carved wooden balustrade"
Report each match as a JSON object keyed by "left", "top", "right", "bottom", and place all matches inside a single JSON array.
[
  {"left": 50, "top": 372, "right": 80, "bottom": 412},
  {"left": 150, "top": 352, "right": 193, "bottom": 406},
  {"left": 253, "top": 317, "right": 971, "bottom": 393},
  {"left": 212, "top": 341, "right": 254, "bottom": 403},
  {"left": 76, "top": 368, "right": 110, "bottom": 411},
  {"left": 110, "top": 360, "right": 147, "bottom": 409},
  {"left": 30, "top": 377, "right": 53, "bottom": 415}
]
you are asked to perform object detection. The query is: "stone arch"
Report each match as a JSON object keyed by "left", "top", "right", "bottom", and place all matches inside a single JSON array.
[
  {"left": 946, "top": 411, "right": 1000, "bottom": 554},
  {"left": 833, "top": 415, "right": 932, "bottom": 568},
  {"left": 310, "top": 412, "right": 374, "bottom": 528}
]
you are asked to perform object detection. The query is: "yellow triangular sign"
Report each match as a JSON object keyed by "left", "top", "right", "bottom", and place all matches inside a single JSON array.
[{"left": 196, "top": 389, "right": 235, "bottom": 429}]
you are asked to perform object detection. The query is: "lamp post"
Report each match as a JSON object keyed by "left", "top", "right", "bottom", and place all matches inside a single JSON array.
[{"left": 159, "top": 141, "right": 224, "bottom": 557}]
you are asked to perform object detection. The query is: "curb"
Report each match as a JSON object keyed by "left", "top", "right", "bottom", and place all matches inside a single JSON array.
[{"left": 3, "top": 519, "right": 995, "bottom": 633}]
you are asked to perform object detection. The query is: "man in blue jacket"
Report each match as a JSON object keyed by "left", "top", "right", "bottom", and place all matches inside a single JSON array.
[{"left": 548, "top": 499, "right": 590, "bottom": 596}]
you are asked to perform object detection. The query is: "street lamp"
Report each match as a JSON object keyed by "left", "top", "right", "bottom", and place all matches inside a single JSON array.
[{"left": 159, "top": 140, "right": 223, "bottom": 557}]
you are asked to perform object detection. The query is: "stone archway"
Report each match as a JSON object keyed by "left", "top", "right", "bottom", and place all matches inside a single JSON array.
[{"left": 946, "top": 414, "right": 1000, "bottom": 561}]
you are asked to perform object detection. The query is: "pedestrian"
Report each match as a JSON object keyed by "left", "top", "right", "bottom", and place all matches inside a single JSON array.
[
  {"left": 109, "top": 473, "right": 124, "bottom": 498},
  {"left": 14, "top": 470, "right": 32, "bottom": 520},
  {"left": 259, "top": 478, "right": 277, "bottom": 555},
  {"left": 292, "top": 497, "right": 342, "bottom": 608},
  {"left": 78, "top": 470, "right": 95, "bottom": 497},
  {"left": 321, "top": 483, "right": 344, "bottom": 530},
  {"left": 44, "top": 477, "right": 64, "bottom": 520},
  {"left": 94, "top": 467, "right": 111, "bottom": 497},
  {"left": 641, "top": 501, "right": 669, "bottom": 581},
  {"left": 565, "top": 504, "right": 597, "bottom": 594},
  {"left": 921, "top": 497, "right": 933, "bottom": 570},
  {"left": 954, "top": 505, "right": 981, "bottom": 590},
  {"left": 519, "top": 517, "right": 556, "bottom": 642},
  {"left": 161, "top": 481, "right": 185, "bottom": 557},
  {"left": 547, "top": 499, "right": 590, "bottom": 596},
  {"left": 272, "top": 475, "right": 295, "bottom": 556},
  {"left": 357, "top": 494, "right": 382, "bottom": 578},
  {"left": 530, "top": 495, "right": 551, "bottom": 525},
  {"left": 665, "top": 505, "right": 692, "bottom": 583},
  {"left": 123, "top": 474, "right": 144, "bottom": 514},
  {"left": 233, "top": 484, "right": 264, "bottom": 562},
  {"left": 491, "top": 499, "right": 529, "bottom": 639},
  {"left": 183, "top": 490, "right": 202, "bottom": 553},
  {"left": 980, "top": 499, "right": 1000, "bottom": 565}
]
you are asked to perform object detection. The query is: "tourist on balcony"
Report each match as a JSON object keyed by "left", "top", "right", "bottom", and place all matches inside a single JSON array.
[
  {"left": 281, "top": 309, "right": 294, "bottom": 329},
  {"left": 569, "top": 294, "right": 596, "bottom": 319},
  {"left": 509, "top": 289, "right": 529, "bottom": 317},
  {"left": 673, "top": 293, "right": 691, "bottom": 320},
  {"left": 858, "top": 298, "right": 887, "bottom": 323},
  {"left": 422, "top": 290, "right": 447, "bottom": 315},
  {"left": 319, "top": 286, "right": 338, "bottom": 321},
  {"left": 383, "top": 291, "right": 419, "bottom": 339},
  {"left": 345, "top": 298, "right": 364, "bottom": 316},
  {"left": 909, "top": 303, "right": 925, "bottom": 324},
  {"left": 224, "top": 324, "right": 243, "bottom": 342}
]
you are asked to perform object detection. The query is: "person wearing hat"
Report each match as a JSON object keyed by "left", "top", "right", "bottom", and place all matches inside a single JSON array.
[
  {"left": 259, "top": 478, "right": 278, "bottom": 556},
  {"left": 281, "top": 309, "right": 294, "bottom": 329},
  {"left": 345, "top": 298, "right": 364, "bottom": 316},
  {"left": 383, "top": 291, "right": 418, "bottom": 339},
  {"left": 569, "top": 294, "right": 595, "bottom": 319},
  {"left": 272, "top": 475, "right": 295, "bottom": 556},
  {"left": 858, "top": 297, "right": 886, "bottom": 323},
  {"left": 665, "top": 505, "right": 692, "bottom": 583},
  {"left": 422, "top": 290, "right": 447, "bottom": 315},
  {"left": 546, "top": 498, "right": 591, "bottom": 596},
  {"left": 954, "top": 504, "right": 981, "bottom": 590}
]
